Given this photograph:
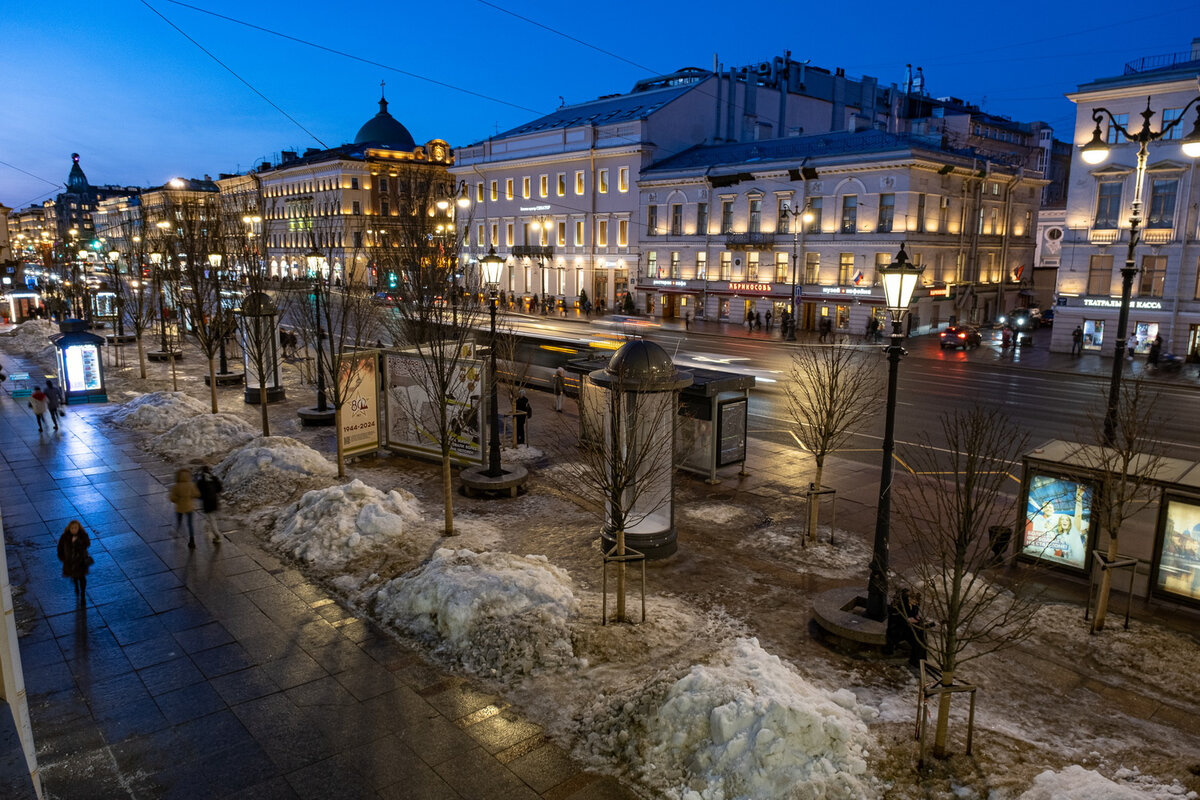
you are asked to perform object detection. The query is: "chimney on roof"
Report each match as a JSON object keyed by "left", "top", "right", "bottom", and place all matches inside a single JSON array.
[
  {"left": 203, "top": 174, "right": 212, "bottom": 182},
  {"left": 259, "top": 162, "right": 271, "bottom": 172},
  {"left": 281, "top": 151, "right": 298, "bottom": 163}
]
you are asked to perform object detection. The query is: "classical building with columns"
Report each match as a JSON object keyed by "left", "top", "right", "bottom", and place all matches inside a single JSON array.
[{"left": 1051, "top": 40, "right": 1200, "bottom": 361}]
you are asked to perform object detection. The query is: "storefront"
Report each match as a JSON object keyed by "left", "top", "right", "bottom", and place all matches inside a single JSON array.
[
  {"left": 799, "top": 285, "right": 883, "bottom": 334},
  {"left": 1051, "top": 296, "right": 1174, "bottom": 357}
]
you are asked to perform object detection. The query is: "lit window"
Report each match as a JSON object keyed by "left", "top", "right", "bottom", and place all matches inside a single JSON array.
[
  {"left": 522, "top": 177, "right": 530, "bottom": 199},
  {"left": 476, "top": 182, "right": 484, "bottom": 202},
  {"left": 598, "top": 169, "right": 609, "bottom": 194},
  {"left": 557, "top": 174, "right": 566, "bottom": 196},
  {"left": 575, "top": 220, "right": 584, "bottom": 245},
  {"left": 596, "top": 220, "right": 608, "bottom": 247},
  {"left": 575, "top": 171, "right": 585, "bottom": 195},
  {"left": 539, "top": 175, "right": 548, "bottom": 198},
  {"left": 505, "top": 223, "right": 514, "bottom": 246},
  {"left": 557, "top": 221, "right": 566, "bottom": 247},
  {"left": 618, "top": 167, "right": 629, "bottom": 192},
  {"left": 490, "top": 181, "right": 498, "bottom": 201},
  {"left": 618, "top": 219, "right": 628, "bottom": 246},
  {"left": 505, "top": 179, "right": 513, "bottom": 201}
]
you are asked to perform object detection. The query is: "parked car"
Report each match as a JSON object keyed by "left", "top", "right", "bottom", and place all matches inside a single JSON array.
[
  {"left": 939, "top": 324, "right": 982, "bottom": 349},
  {"left": 998, "top": 307, "right": 1042, "bottom": 331}
]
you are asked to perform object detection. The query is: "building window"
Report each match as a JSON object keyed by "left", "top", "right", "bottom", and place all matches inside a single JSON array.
[
  {"left": 838, "top": 253, "right": 854, "bottom": 285},
  {"left": 749, "top": 198, "right": 762, "bottom": 233},
  {"left": 840, "top": 196, "right": 857, "bottom": 234},
  {"left": 1147, "top": 179, "right": 1178, "bottom": 228},
  {"left": 618, "top": 219, "right": 628, "bottom": 247},
  {"left": 648, "top": 251, "right": 659, "bottom": 278},
  {"left": 696, "top": 202, "right": 709, "bottom": 234},
  {"left": 807, "top": 198, "right": 822, "bottom": 233},
  {"left": 476, "top": 182, "right": 484, "bottom": 202},
  {"left": 916, "top": 194, "right": 926, "bottom": 233},
  {"left": 747, "top": 252, "right": 759, "bottom": 280},
  {"left": 351, "top": 177, "right": 360, "bottom": 190},
  {"left": 557, "top": 221, "right": 566, "bottom": 247},
  {"left": 380, "top": 198, "right": 389, "bottom": 216},
  {"left": 378, "top": 178, "right": 388, "bottom": 193},
  {"left": 670, "top": 251, "right": 680, "bottom": 278},
  {"left": 1095, "top": 182, "right": 1122, "bottom": 228},
  {"left": 877, "top": 193, "right": 895, "bottom": 233},
  {"left": 1087, "top": 254, "right": 1114, "bottom": 295},
  {"left": 504, "top": 179, "right": 513, "bottom": 200},
  {"left": 476, "top": 224, "right": 484, "bottom": 246},
  {"left": 352, "top": 200, "right": 361, "bottom": 215},
  {"left": 696, "top": 251, "right": 707, "bottom": 279},
  {"left": 490, "top": 181, "right": 498, "bottom": 201},
  {"left": 557, "top": 174, "right": 566, "bottom": 196},
  {"left": 575, "top": 171, "right": 585, "bottom": 195},
  {"left": 720, "top": 200, "right": 734, "bottom": 233},
  {"left": 1139, "top": 255, "right": 1166, "bottom": 297},
  {"left": 1106, "top": 113, "right": 1128, "bottom": 144},
  {"left": 720, "top": 251, "right": 732, "bottom": 280},
  {"left": 618, "top": 167, "right": 629, "bottom": 192},
  {"left": 777, "top": 198, "right": 790, "bottom": 233},
  {"left": 598, "top": 169, "right": 609, "bottom": 194},
  {"left": 506, "top": 223, "right": 514, "bottom": 247},
  {"left": 575, "top": 220, "right": 584, "bottom": 246},
  {"left": 775, "top": 252, "right": 789, "bottom": 282},
  {"left": 596, "top": 220, "right": 608, "bottom": 247},
  {"left": 490, "top": 223, "right": 498, "bottom": 246},
  {"left": 647, "top": 206, "right": 659, "bottom": 236},
  {"left": 539, "top": 175, "right": 548, "bottom": 198},
  {"left": 522, "top": 177, "right": 530, "bottom": 199},
  {"left": 671, "top": 204, "right": 683, "bottom": 236},
  {"left": 1162, "top": 108, "right": 1183, "bottom": 140},
  {"left": 804, "top": 252, "right": 820, "bottom": 283}
]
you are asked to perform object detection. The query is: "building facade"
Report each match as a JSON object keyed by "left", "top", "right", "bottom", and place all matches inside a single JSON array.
[
  {"left": 635, "top": 130, "right": 1044, "bottom": 333},
  {"left": 1051, "top": 39, "right": 1200, "bottom": 360}
]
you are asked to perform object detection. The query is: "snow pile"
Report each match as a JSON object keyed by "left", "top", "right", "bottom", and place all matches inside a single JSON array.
[
  {"left": 680, "top": 503, "right": 747, "bottom": 527},
  {"left": 1018, "top": 765, "right": 1196, "bottom": 800},
  {"left": 216, "top": 436, "right": 337, "bottom": 506},
  {"left": 501, "top": 445, "right": 544, "bottom": 464},
  {"left": 109, "top": 391, "right": 210, "bottom": 433},
  {"left": 376, "top": 548, "right": 579, "bottom": 676},
  {"left": 3, "top": 319, "right": 58, "bottom": 358},
  {"left": 638, "top": 637, "right": 876, "bottom": 800},
  {"left": 149, "top": 412, "right": 257, "bottom": 461},
  {"left": 272, "top": 479, "right": 421, "bottom": 568}
]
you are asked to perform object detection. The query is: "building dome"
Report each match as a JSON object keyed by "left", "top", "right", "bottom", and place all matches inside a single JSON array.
[
  {"left": 592, "top": 339, "right": 692, "bottom": 391},
  {"left": 353, "top": 95, "right": 415, "bottom": 150}
]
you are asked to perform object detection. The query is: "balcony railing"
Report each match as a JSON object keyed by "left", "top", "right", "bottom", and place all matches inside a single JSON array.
[
  {"left": 512, "top": 245, "right": 554, "bottom": 259},
  {"left": 1089, "top": 229, "right": 1119, "bottom": 245},
  {"left": 1142, "top": 229, "right": 1174, "bottom": 245},
  {"left": 724, "top": 232, "right": 776, "bottom": 249}
]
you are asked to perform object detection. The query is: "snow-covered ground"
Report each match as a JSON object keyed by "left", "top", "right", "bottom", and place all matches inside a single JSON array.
[{"left": 9, "top": 326, "right": 1200, "bottom": 800}]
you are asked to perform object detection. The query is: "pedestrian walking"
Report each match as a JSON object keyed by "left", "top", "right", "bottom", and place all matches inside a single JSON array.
[
  {"left": 57, "top": 519, "right": 92, "bottom": 602},
  {"left": 684, "top": 311, "right": 691, "bottom": 331},
  {"left": 552, "top": 367, "right": 566, "bottom": 413},
  {"left": 754, "top": 312, "right": 762, "bottom": 331},
  {"left": 818, "top": 317, "right": 831, "bottom": 343},
  {"left": 1148, "top": 334, "right": 1163, "bottom": 368},
  {"left": 1126, "top": 334, "right": 1138, "bottom": 361},
  {"left": 169, "top": 467, "right": 201, "bottom": 548},
  {"left": 745, "top": 312, "right": 753, "bottom": 331},
  {"left": 194, "top": 465, "right": 223, "bottom": 544},
  {"left": 29, "top": 386, "right": 48, "bottom": 432},
  {"left": 1071, "top": 325, "right": 1083, "bottom": 356},
  {"left": 515, "top": 389, "right": 532, "bottom": 445},
  {"left": 44, "top": 378, "right": 64, "bottom": 429}
]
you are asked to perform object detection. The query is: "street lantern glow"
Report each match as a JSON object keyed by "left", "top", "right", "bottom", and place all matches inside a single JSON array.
[
  {"left": 208, "top": 253, "right": 222, "bottom": 269},
  {"left": 879, "top": 245, "right": 924, "bottom": 320},
  {"left": 1080, "top": 120, "right": 1109, "bottom": 164},
  {"left": 480, "top": 248, "right": 504, "bottom": 287},
  {"left": 1182, "top": 110, "right": 1200, "bottom": 158},
  {"left": 304, "top": 246, "right": 323, "bottom": 277}
]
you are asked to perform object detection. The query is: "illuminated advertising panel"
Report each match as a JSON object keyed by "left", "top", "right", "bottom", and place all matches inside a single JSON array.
[
  {"left": 1155, "top": 496, "right": 1200, "bottom": 604},
  {"left": 337, "top": 351, "right": 380, "bottom": 458},
  {"left": 1021, "top": 472, "right": 1095, "bottom": 571},
  {"left": 63, "top": 344, "right": 103, "bottom": 391}
]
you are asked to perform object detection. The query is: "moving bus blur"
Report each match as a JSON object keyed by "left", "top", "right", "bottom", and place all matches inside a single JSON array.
[{"left": 472, "top": 328, "right": 633, "bottom": 395}]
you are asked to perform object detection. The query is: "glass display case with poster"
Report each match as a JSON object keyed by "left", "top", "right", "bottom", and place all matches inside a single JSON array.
[
  {"left": 1021, "top": 472, "right": 1095, "bottom": 571},
  {"left": 1154, "top": 495, "right": 1200, "bottom": 604}
]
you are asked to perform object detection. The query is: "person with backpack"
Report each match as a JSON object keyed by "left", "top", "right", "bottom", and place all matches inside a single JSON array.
[
  {"left": 169, "top": 468, "right": 201, "bottom": 548},
  {"left": 29, "top": 386, "right": 48, "bottom": 432},
  {"left": 194, "top": 465, "right": 223, "bottom": 544},
  {"left": 515, "top": 389, "right": 532, "bottom": 444},
  {"left": 552, "top": 367, "right": 566, "bottom": 413},
  {"left": 44, "top": 378, "right": 64, "bottom": 429},
  {"left": 57, "top": 519, "right": 92, "bottom": 602}
]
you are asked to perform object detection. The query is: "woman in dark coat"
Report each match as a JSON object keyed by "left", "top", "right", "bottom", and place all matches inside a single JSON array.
[{"left": 57, "top": 520, "right": 91, "bottom": 600}]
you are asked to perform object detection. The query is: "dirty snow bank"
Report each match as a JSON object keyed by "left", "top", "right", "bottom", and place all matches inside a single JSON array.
[
  {"left": 272, "top": 479, "right": 421, "bottom": 568},
  {"left": 3, "top": 319, "right": 58, "bottom": 359},
  {"left": 109, "top": 391, "right": 210, "bottom": 433},
  {"left": 216, "top": 436, "right": 337, "bottom": 506},
  {"left": 1018, "top": 765, "right": 1197, "bottom": 800},
  {"left": 376, "top": 548, "right": 579, "bottom": 676},
  {"left": 580, "top": 637, "right": 877, "bottom": 800},
  {"left": 149, "top": 412, "right": 256, "bottom": 461}
]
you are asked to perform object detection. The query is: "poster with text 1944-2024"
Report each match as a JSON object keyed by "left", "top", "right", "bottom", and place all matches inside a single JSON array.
[{"left": 338, "top": 352, "right": 380, "bottom": 457}]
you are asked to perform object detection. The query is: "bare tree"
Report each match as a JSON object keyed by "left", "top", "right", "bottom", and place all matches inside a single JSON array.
[
  {"left": 378, "top": 169, "right": 480, "bottom": 535},
  {"left": 1071, "top": 380, "right": 1166, "bottom": 632},
  {"left": 894, "top": 406, "right": 1043, "bottom": 759},
  {"left": 97, "top": 202, "right": 156, "bottom": 377},
  {"left": 784, "top": 344, "right": 882, "bottom": 541},
  {"left": 494, "top": 324, "right": 531, "bottom": 447}
]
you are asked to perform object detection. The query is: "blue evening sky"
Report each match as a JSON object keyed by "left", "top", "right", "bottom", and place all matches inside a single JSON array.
[{"left": 2, "top": 0, "right": 1195, "bottom": 212}]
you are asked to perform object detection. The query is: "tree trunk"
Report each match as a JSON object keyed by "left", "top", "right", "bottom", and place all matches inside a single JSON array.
[
  {"left": 933, "top": 667, "right": 954, "bottom": 758},
  {"left": 442, "top": 451, "right": 455, "bottom": 536},
  {"left": 1092, "top": 534, "right": 1120, "bottom": 633},
  {"left": 335, "top": 407, "right": 345, "bottom": 478},
  {"left": 808, "top": 460, "right": 825, "bottom": 542},
  {"left": 208, "top": 356, "right": 219, "bottom": 413},
  {"left": 136, "top": 334, "right": 147, "bottom": 379},
  {"left": 616, "top": 527, "right": 626, "bottom": 622}
]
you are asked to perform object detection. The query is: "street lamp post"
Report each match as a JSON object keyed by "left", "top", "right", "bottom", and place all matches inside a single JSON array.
[
  {"left": 865, "top": 244, "right": 925, "bottom": 621},
  {"left": 480, "top": 248, "right": 505, "bottom": 477},
  {"left": 781, "top": 201, "right": 815, "bottom": 341},
  {"left": 305, "top": 247, "right": 329, "bottom": 413},
  {"left": 1078, "top": 97, "right": 1200, "bottom": 444},
  {"left": 530, "top": 216, "right": 552, "bottom": 312}
]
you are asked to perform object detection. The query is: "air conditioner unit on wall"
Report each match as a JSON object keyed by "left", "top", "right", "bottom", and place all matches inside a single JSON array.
[{"left": 940, "top": 197, "right": 951, "bottom": 208}]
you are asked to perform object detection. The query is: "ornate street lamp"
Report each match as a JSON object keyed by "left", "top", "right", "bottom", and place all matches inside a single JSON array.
[
  {"left": 306, "top": 246, "right": 329, "bottom": 414},
  {"left": 780, "top": 201, "right": 815, "bottom": 341},
  {"left": 865, "top": 244, "right": 925, "bottom": 621},
  {"left": 480, "top": 248, "right": 506, "bottom": 477},
  {"left": 1077, "top": 96, "right": 1200, "bottom": 444}
]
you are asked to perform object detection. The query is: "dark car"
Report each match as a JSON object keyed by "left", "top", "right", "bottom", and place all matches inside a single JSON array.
[
  {"left": 939, "top": 324, "right": 982, "bottom": 349},
  {"left": 999, "top": 307, "right": 1042, "bottom": 331}
]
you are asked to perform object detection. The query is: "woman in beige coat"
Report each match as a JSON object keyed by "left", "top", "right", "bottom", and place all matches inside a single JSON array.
[{"left": 169, "top": 468, "right": 200, "bottom": 548}]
